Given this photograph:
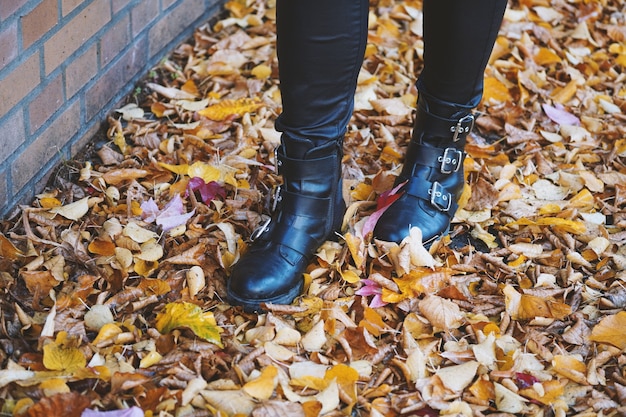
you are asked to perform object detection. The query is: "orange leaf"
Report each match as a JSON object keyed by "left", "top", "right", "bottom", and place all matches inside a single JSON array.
[
  {"left": 482, "top": 76, "right": 511, "bottom": 104},
  {"left": 589, "top": 311, "right": 626, "bottom": 349},
  {"left": 534, "top": 47, "right": 561, "bottom": 65},
  {"left": 87, "top": 238, "right": 116, "bottom": 256},
  {"left": 0, "top": 233, "right": 23, "bottom": 260},
  {"left": 243, "top": 365, "right": 278, "bottom": 400}
]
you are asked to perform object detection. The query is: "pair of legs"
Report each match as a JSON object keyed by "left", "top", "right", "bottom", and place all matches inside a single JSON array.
[{"left": 228, "top": 0, "right": 509, "bottom": 312}]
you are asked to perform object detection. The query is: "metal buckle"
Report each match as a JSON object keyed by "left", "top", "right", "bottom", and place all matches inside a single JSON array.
[
  {"left": 450, "top": 114, "right": 475, "bottom": 142},
  {"left": 271, "top": 185, "right": 282, "bottom": 212},
  {"left": 438, "top": 148, "right": 463, "bottom": 174},
  {"left": 428, "top": 181, "right": 452, "bottom": 212},
  {"left": 273, "top": 147, "right": 281, "bottom": 173},
  {"left": 250, "top": 217, "right": 271, "bottom": 241}
]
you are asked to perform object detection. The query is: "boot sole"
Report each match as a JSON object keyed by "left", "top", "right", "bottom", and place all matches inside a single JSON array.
[{"left": 227, "top": 280, "right": 304, "bottom": 313}]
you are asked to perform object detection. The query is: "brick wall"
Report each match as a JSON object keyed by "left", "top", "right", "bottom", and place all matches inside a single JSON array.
[{"left": 0, "top": 0, "right": 224, "bottom": 219}]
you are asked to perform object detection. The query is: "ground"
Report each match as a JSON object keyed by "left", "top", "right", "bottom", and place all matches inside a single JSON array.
[{"left": 1, "top": 0, "right": 626, "bottom": 416}]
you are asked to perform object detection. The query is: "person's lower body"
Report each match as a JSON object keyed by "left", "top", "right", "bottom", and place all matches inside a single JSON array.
[
  {"left": 227, "top": 0, "right": 508, "bottom": 311},
  {"left": 227, "top": 0, "right": 369, "bottom": 312},
  {"left": 373, "top": 0, "right": 508, "bottom": 246}
]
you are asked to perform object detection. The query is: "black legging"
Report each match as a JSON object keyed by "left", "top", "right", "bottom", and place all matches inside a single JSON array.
[{"left": 275, "top": 0, "right": 508, "bottom": 144}]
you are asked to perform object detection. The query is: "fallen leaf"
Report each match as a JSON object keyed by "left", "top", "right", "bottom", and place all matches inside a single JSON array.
[{"left": 155, "top": 302, "right": 223, "bottom": 348}]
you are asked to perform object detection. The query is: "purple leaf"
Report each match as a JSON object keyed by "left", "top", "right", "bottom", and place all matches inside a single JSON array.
[
  {"left": 187, "top": 177, "right": 226, "bottom": 205},
  {"left": 82, "top": 407, "right": 144, "bottom": 417},
  {"left": 542, "top": 103, "right": 580, "bottom": 126},
  {"left": 140, "top": 198, "right": 160, "bottom": 222}
]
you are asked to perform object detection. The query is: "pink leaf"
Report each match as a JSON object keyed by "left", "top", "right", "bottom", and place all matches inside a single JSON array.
[
  {"left": 542, "top": 103, "right": 580, "bottom": 126},
  {"left": 362, "top": 181, "right": 405, "bottom": 238},
  {"left": 140, "top": 194, "right": 195, "bottom": 232},
  {"left": 140, "top": 199, "right": 160, "bottom": 222}
]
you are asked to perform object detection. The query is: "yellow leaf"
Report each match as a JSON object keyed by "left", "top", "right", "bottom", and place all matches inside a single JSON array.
[
  {"left": 188, "top": 161, "right": 221, "bottom": 183},
  {"left": 139, "top": 351, "right": 163, "bottom": 369},
  {"left": 482, "top": 76, "right": 511, "bottom": 104},
  {"left": 39, "top": 378, "right": 71, "bottom": 396},
  {"left": 551, "top": 354, "right": 587, "bottom": 385},
  {"left": 155, "top": 302, "right": 223, "bottom": 348},
  {"left": 339, "top": 268, "right": 360, "bottom": 284},
  {"left": 49, "top": 197, "right": 90, "bottom": 221},
  {"left": 359, "top": 307, "right": 386, "bottom": 337},
  {"left": 134, "top": 259, "right": 159, "bottom": 277},
  {"left": 519, "top": 379, "right": 567, "bottom": 406},
  {"left": 243, "top": 365, "right": 278, "bottom": 400},
  {"left": 503, "top": 284, "right": 571, "bottom": 320},
  {"left": 325, "top": 364, "right": 358, "bottom": 408},
  {"left": 198, "top": 98, "right": 262, "bottom": 121},
  {"left": 534, "top": 47, "right": 561, "bottom": 65},
  {"left": 343, "top": 232, "right": 365, "bottom": 269},
  {"left": 138, "top": 278, "right": 171, "bottom": 296},
  {"left": 42, "top": 332, "right": 86, "bottom": 372},
  {"left": 589, "top": 311, "right": 626, "bottom": 349},
  {"left": 92, "top": 323, "right": 123, "bottom": 346},
  {"left": 39, "top": 197, "right": 61, "bottom": 208},
  {"left": 158, "top": 162, "right": 190, "bottom": 176},
  {"left": 181, "top": 79, "right": 199, "bottom": 96},
  {"left": 251, "top": 64, "right": 272, "bottom": 79},
  {"left": 350, "top": 183, "right": 374, "bottom": 201},
  {"left": 113, "top": 130, "right": 128, "bottom": 154}
]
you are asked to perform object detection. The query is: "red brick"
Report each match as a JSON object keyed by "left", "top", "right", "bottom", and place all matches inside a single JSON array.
[
  {"left": 22, "top": 0, "right": 58, "bottom": 49},
  {"left": 85, "top": 38, "right": 148, "bottom": 120},
  {"left": 0, "top": 21, "right": 18, "bottom": 70},
  {"left": 148, "top": 0, "right": 204, "bottom": 58},
  {"left": 62, "top": 0, "right": 85, "bottom": 16},
  {"left": 12, "top": 101, "right": 81, "bottom": 193},
  {"left": 43, "top": 0, "right": 110, "bottom": 75},
  {"left": 28, "top": 74, "right": 64, "bottom": 133},
  {"left": 65, "top": 44, "right": 97, "bottom": 98},
  {"left": 100, "top": 15, "right": 130, "bottom": 67},
  {"left": 0, "top": 0, "right": 29, "bottom": 21},
  {"left": 71, "top": 119, "right": 101, "bottom": 157},
  {"left": 131, "top": 1, "right": 158, "bottom": 37},
  {"left": 0, "top": 109, "right": 26, "bottom": 165},
  {"left": 112, "top": 0, "right": 131, "bottom": 15},
  {"left": 0, "top": 52, "right": 40, "bottom": 119}
]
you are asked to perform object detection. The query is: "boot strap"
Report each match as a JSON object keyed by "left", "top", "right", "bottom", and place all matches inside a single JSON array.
[
  {"left": 410, "top": 144, "right": 464, "bottom": 174},
  {"left": 415, "top": 112, "right": 475, "bottom": 143},
  {"left": 404, "top": 179, "right": 458, "bottom": 215},
  {"left": 276, "top": 147, "right": 340, "bottom": 181},
  {"left": 253, "top": 189, "right": 335, "bottom": 256}
]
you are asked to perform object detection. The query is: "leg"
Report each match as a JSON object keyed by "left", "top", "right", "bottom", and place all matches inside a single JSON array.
[
  {"left": 375, "top": 0, "right": 508, "bottom": 245},
  {"left": 227, "top": 0, "right": 368, "bottom": 312}
]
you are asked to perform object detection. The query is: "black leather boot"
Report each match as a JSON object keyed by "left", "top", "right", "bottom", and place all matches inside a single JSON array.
[
  {"left": 374, "top": 94, "right": 475, "bottom": 246},
  {"left": 227, "top": 137, "right": 345, "bottom": 312}
]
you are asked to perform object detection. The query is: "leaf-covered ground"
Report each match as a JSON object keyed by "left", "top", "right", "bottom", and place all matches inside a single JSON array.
[{"left": 2, "top": 0, "right": 626, "bottom": 416}]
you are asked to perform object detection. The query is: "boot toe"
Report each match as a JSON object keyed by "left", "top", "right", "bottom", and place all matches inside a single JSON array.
[{"left": 227, "top": 247, "right": 305, "bottom": 312}]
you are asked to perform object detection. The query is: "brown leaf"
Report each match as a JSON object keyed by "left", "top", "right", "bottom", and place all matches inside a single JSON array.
[{"left": 25, "top": 392, "right": 91, "bottom": 417}]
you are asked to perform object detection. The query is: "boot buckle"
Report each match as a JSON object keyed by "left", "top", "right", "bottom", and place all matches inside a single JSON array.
[
  {"left": 450, "top": 114, "right": 475, "bottom": 142},
  {"left": 438, "top": 148, "right": 463, "bottom": 174},
  {"left": 250, "top": 216, "right": 271, "bottom": 242},
  {"left": 271, "top": 185, "right": 283, "bottom": 212},
  {"left": 428, "top": 181, "right": 452, "bottom": 212}
]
